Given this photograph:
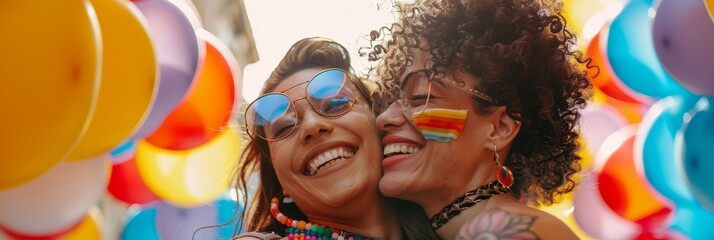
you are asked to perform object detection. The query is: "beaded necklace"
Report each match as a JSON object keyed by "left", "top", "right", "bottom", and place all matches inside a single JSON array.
[{"left": 270, "top": 197, "right": 380, "bottom": 240}]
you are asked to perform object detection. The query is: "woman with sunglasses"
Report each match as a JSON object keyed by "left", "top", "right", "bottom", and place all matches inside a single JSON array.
[
  {"left": 367, "top": 0, "right": 592, "bottom": 239},
  {"left": 234, "top": 37, "right": 437, "bottom": 239}
]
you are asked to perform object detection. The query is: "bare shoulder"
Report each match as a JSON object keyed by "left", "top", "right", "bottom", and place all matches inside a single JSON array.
[
  {"left": 456, "top": 204, "right": 578, "bottom": 240},
  {"left": 233, "top": 231, "right": 284, "bottom": 240}
]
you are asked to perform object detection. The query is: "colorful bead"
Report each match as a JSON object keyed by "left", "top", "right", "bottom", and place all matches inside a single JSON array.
[{"left": 271, "top": 197, "right": 376, "bottom": 240}]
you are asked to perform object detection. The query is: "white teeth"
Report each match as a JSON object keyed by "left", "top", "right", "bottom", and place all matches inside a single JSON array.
[
  {"left": 383, "top": 143, "right": 420, "bottom": 156},
  {"left": 306, "top": 147, "right": 355, "bottom": 176}
]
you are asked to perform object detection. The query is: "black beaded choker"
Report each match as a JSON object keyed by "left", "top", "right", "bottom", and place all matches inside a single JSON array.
[{"left": 429, "top": 180, "right": 511, "bottom": 229}]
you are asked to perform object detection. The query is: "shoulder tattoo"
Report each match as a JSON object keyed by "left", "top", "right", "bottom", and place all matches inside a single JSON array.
[{"left": 457, "top": 209, "right": 539, "bottom": 240}]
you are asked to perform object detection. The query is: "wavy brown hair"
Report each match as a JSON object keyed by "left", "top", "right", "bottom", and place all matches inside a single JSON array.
[
  {"left": 234, "top": 37, "right": 439, "bottom": 239},
  {"left": 364, "top": 0, "right": 592, "bottom": 206}
]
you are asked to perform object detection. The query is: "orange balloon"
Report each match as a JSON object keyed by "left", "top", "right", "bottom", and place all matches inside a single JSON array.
[
  {"left": 0, "top": 0, "right": 101, "bottom": 189},
  {"left": 596, "top": 125, "right": 671, "bottom": 222},
  {"left": 146, "top": 29, "right": 237, "bottom": 150},
  {"left": 67, "top": 0, "right": 157, "bottom": 161}
]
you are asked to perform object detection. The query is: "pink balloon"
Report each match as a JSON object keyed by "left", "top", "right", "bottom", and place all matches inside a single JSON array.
[
  {"left": 653, "top": 0, "right": 714, "bottom": 96},
  {"left": 131, "top": 0, "right": 203, "bottom": 139},
  {"left": 580, "top": 104, "right": 628, "bottom": 155}
]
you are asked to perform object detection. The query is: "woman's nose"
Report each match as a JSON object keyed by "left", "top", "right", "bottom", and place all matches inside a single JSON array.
[
  {"left": 298, "top": 110, "right": 333, "bottom": 143},
  {"left": 376, "top": 102, "right": 406, "bottom": 132}
]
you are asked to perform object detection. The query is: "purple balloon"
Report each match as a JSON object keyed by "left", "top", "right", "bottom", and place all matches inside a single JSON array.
[
  {"left": 132, "top": 0, "right": 202, "bottom": 139},
  {"left": 155, "top": 195, "right": 241, "bottom": 239},
  {"left": 653, "top": 0, "right": 714, "bottom": 96}
]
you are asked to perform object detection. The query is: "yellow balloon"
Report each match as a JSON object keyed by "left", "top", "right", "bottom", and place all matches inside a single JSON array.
[
  {"left": 136, "top": 125, "right": 241, "bottom": 207},
  {"left": 60, "top": 206, "right": 102, "bottom": 240},
  {"left": 67, "top": 0, "right": 158, "bottom": 161},
  {"left": 0, "top": 0, "right": 101, "bottom": 189}
]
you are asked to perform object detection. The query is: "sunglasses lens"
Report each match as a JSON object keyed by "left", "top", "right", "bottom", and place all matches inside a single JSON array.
[
  {"left": 245, "top": 93, "right": 296, "bottom": 140},
  {"left": 307, "top": 69, "right": 356, "bottom": 116},
  {"left": 400, "top": 71, "right": 432, "bottom": 114}
]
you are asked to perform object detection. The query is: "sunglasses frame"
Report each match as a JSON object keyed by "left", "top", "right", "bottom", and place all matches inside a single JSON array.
[
  {"left": 397, "top": 69, "right": 499, "bottom": 116},
  {"left": 244, "top": 68, "right": 361, "bottom": 141}
]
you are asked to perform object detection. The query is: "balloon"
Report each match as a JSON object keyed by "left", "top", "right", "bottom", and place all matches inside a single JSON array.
[
  {"left": 706, "top": 0, "right": 714, "bottom": 24},
  {"left": 635, "top": 95, "right": 700, "bottom": 205},
  {"left": 573, "top": 170, "right": 642, "bottom": 239},
  {"left": 67, "top": 0, "right": 158, "bottom": 161},
  {"left": 0, "top": 206, "right": 102, "bottom": 240},
  {"left": 652, "top": 0, "right": 714, "bottom": 97},
  {"left": 131, "top": 0, "right": 203, "bottom": 139},
  {"left": 0, "top": 0, "right": 100, "bottom": 189},
  {"left": 121, "top": 204, "right": 160, "bottom": 240},
  {"left": 562, "top": 0, "right": 610, "bottom": 36},
  {"left": 59, "top": 207, "right": 102, "bottom": 240},
  {"left": 588, "top": 30, "right": 649, "bottom": 104},
  {"left": 0, "top": 155, "right": 110, "bottom": 235},
  {"left": 146, "top": 29, "right": 238, "bottom": 150},
  {"left": 111, "top": 140, "right": 137, "bottom": 165},
  {"left": 108, "top": 156, "right": 159, "bottom": 204},
  {"left": 595, "top": 125, "right": 671, "bottom": 223},
  {"left": 156, "top": 192, "right": 243, "bottom": 239},
  {"left": 605, "top": 0, "right": 689, "bottom": 99},
  {"left": 666, "top": 202, "right": 714, "bottom": 239},
  {"left": 579, "top": 104, "right": 628, "bottom": 155},
  {"left": 136, "top": 125, "right": 241, "bottom": 207},
  {"left": 680, "top": 97, "right": 714, "bottom": 211}
]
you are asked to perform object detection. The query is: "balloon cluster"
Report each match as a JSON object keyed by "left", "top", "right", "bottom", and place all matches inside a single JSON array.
[
  {"left": 0, "top": 0, "right": 245, "bottom": 238},
  {"left": 539, "top": 0, "right": 714, "bottom": 239}
]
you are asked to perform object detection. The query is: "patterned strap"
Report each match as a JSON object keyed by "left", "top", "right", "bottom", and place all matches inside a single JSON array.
[{"left": 430, "top": 180, "right": 511, "bottom": 229}]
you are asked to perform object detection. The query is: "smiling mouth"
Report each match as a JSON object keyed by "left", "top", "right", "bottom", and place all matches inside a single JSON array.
[
  {"left": 305, "top": 147, "right": 355, "bottom": 176},
  {"left": 383, "top": 143, "right": 420, "bottom": 157}
]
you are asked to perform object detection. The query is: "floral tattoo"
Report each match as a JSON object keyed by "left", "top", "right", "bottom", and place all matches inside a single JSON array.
[{"left": 457, "top": 209, "right": 539, "bottom": 240}]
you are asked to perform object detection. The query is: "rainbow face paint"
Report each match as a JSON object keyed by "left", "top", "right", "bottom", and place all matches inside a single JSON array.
[{"left": 412, "top": 108, "right": 468, "bottom": 142}]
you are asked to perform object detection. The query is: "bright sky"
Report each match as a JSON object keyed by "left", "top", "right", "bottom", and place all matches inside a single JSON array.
[{"left": 240, "top": 0, "right": 404, "bottom": 102}]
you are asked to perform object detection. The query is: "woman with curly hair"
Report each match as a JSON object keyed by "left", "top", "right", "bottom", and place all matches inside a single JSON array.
[
  {"left": 233, "top": 37, "right": 438, "bottom": 239},
  {"left": 368, "top": 0, "right": 592, "bottom": 239}
]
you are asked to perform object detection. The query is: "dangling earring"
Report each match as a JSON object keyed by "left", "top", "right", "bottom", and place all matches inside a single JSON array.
[
  {"left": 282, "top": 194, "right": 294, "bottom": 204},
  {"left": 493, "top": 143, "right": 514, "bottom": 188}
]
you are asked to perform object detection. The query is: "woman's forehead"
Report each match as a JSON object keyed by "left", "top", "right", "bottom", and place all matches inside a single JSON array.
[{"left": 272, "top": 68, "right": 323, "bottom": 96}]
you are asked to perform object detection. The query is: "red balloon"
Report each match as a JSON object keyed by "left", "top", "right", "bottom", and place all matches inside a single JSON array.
[
  {"left": 145, "top": 30, "right": 237, "bottom": 150},
  {"left": 596, "top": 125, "right": 672, "bottom": 223},
  {"left": 108, "top": 156, "right": 159, "bottom": 204},
  {"left": 0, "top": 221, "right": 78, "bottom": 240}
]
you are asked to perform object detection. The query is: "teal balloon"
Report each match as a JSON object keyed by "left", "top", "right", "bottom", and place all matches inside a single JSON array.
[
  {"left": 681, "top": 97, "right": 714, "bottom": 211},
  {"left": 669, "top": 203, "right": 714, "bottom": 239},
  {"left": 606, "top": 0, "right": 689, "bottom": 99},
  {"left": 639, "top": 95, "right": 699, "bottom": 204},
  {"left": 121, "top": 204, "right": 161, "bottom": 240}
]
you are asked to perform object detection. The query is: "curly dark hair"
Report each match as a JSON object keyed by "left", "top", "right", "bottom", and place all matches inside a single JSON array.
[{"left": 364, "top": 0, "right": 592, "bottom": 206}]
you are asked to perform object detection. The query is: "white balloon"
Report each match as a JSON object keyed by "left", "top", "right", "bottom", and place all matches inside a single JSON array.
[{"left": 0, "top": 155, "right": 110, "bottom": 235}]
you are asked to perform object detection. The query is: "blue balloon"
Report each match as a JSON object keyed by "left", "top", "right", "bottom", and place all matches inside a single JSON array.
[
  {"left": 639, "top": 95, "right": 699, "bottom": 204},
  {"left": 681, "top": 97, "right": 714, "bottom": 211},
  {"left": 122, "top": 204, "right": 161, "bottom": 240},
  {"left": 669, "top": 202, "right": 714, "bottom": 239},
  {"left": 606, "top": 0, "right": 689, "bottom": 99}
]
